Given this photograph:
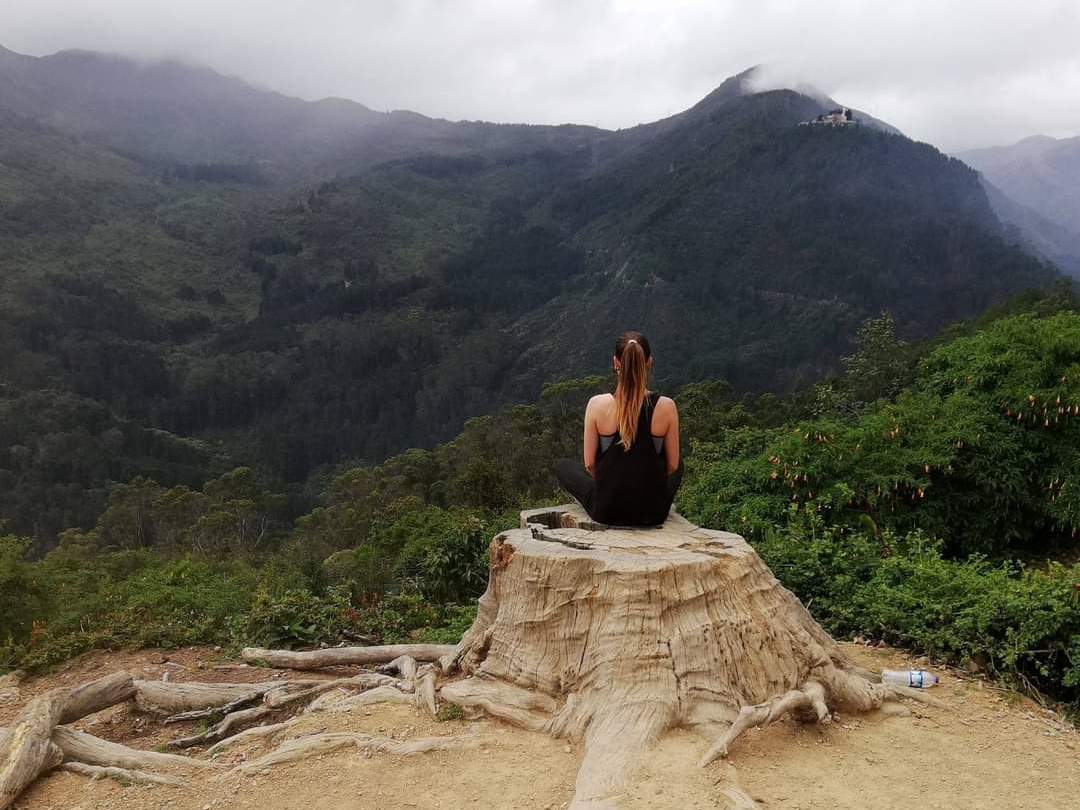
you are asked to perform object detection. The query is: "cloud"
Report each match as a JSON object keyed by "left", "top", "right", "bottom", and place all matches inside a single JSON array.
[{"left": 4, "top": 0, "right": 1079, "bottom": 150}]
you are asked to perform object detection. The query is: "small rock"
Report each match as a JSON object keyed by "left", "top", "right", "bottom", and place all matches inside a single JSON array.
[{"left": 563, "top": 745, "right": 572, "bottom": 754}]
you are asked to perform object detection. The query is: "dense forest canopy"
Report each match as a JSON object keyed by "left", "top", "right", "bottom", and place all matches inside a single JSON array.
[
  {"left": 5, "top": 298, "right": 1080, "bottom": 710},
  {"left": 0, "top": 55, "right": 1060, "bottom": 548}
]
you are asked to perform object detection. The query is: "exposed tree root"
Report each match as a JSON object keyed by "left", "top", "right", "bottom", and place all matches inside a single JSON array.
[
  {"left": 51, "top": 727, "right": 216, "bottom": 773},
  {"left": 58, "top": 761, "right": 187, "bottom": 787},
  {"left": 264, "top": 673, "right": 402, "bottom": 710},
  {"left": 134, "top": 680, "right": 296, "bottom": 716},
  {"left": 233, "top": 732, "right": 476, "bottom": 773},
  {"left": 242, "top": 644, "right": 456, "bottom": 670},
  {"left": 168, "top": 705, "right": 274, "bottom": 749},
  {"left": 440, "top": 677, "right": 557, "bottom": 732},
  {"left": 206, "top": 720, "right": 300, "bottom": 756},
  {"left": 0, "top": 671, "right": 135, "bottom": 810},
  {"left": 163, "top": 692, "right": 264, "bottom": 724},
  {"left": 377, "top": 655, "right": 419, "bottom": 688},
  {"left": 306, "top": 685, "right": 417, "bottom": 714},
  {"left": 416, "top": 665, "right": 438, "bottom": 718},
  {"left": 699, "top": 680, "right": 831, "bottom": 767}
]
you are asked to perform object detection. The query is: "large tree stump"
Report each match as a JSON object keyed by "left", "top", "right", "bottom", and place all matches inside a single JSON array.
[{"left": 440, "top": 505, "right": 918, "bottom": 809}]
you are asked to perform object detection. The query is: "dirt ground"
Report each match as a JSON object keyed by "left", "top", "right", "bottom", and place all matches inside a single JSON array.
[{"left": 7, "top": 643, "right": 1080, "bottom": 810}]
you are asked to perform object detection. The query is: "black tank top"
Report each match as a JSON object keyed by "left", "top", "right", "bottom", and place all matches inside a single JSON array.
[{"left": 592, "top": 392, "right": 672, "bottom": 526}]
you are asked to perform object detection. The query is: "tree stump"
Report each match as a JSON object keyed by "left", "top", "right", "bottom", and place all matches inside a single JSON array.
[{"left": 440, "top": 505, "right": 917, "bottom": 809}]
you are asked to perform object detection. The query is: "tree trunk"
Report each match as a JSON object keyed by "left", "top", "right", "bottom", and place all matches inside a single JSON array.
[{"left": 440, "top": 505, "right": 909, "bottom": 810}]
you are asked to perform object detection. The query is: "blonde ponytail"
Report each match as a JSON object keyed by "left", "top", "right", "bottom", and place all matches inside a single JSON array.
[{"left": 614, "top": 332, "right": 651, "bottom": 450}]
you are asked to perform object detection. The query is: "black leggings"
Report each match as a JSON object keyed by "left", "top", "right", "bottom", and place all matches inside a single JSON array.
[{"left": 554, "top": 458, "right": 683, "bottom": 522}]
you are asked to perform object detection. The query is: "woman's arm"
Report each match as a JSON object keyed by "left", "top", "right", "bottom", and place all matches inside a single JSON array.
[
  {"left": 658, "top": 396, "right": 680, "bottom": 476},
  {"left": 583, "top": 396, "right": 600, "bottom": 477}
]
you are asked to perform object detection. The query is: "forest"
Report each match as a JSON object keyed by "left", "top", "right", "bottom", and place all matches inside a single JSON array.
[
  {"left": 0, "top": 87, "right": 1057, "bottom": 548},
  {"left": 4, "top": 289, "right": 1080, "bottom": 711}
]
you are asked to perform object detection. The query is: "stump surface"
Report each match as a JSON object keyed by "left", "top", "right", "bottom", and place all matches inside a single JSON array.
[{"left": 443, "top": 505, "right": 894, "bottom": 808}]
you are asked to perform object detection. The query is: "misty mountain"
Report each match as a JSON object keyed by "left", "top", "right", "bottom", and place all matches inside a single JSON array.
[
  {"left": 0, "top": 44, "right": 615, "bottom": 178},
  {"left": 978, "top": 177, "right": 1080, "bottom": 279},
  {"left": 0, "top": 47, "right": 1060, "bottom": 545},
  {"left": 958, "top": 134, "right": 1080, "bottom": 246}
]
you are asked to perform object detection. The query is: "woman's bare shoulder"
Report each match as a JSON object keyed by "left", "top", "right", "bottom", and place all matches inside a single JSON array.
[
  {"left": 587, "top": 393, "right": 615, "bottom": 409},
  {"left": 654, "top": 395, "right": 677, "bottom": 413}
]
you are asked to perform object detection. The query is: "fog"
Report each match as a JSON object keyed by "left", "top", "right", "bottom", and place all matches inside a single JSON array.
[{"left": 5, "top": 0, "right": 1079, "bottom": 151}]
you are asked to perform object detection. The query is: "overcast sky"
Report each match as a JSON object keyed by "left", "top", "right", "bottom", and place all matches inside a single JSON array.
[{"left": 5, "top": 0, "right": 1079, "bottom": 151}]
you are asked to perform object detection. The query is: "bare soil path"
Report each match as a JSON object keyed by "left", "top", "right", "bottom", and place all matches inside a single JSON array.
[{"left": 8, "top": 644, "right": 1079, "bottom": 810}]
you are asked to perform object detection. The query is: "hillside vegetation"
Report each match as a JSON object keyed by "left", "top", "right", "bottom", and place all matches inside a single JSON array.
[
  {"left": 4, "top": 296, "right": 1080, "bottom": 711},
  {"left": 0, "top": 52, "right": 1059, "bottom": 548}
]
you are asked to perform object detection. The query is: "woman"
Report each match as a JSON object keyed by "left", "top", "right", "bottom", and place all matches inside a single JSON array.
[{"left": 555, "top": 331, "right": 682, "bottom": 526}]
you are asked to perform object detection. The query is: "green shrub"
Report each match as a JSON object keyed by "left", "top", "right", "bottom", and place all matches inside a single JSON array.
[
  {"left": 229, "top": 585, "right": 354, "bottom": 649},
  {"left": 0, "top": 534, "right": 43, "bottom": 660},
  {"left": 748, "top": 508, "right": 1080, "bottom": 702}
]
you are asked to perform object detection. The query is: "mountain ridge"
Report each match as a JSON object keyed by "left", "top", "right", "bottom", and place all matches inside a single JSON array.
[{"left": 0, "top": 44, "right": 1062, "bottom": 545}]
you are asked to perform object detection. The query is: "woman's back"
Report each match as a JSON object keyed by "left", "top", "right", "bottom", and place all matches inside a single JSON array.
[
  {"left": 592, "top": 392, "right": 671, "bottom": 525},
  {"left": 555, "top": 330, "right": 682, "bottom": 527}
]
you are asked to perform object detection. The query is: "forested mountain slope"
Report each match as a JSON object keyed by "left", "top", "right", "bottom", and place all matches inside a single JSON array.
[{"left": 0, "top": 48, "right": 1061, "bottom": 545}]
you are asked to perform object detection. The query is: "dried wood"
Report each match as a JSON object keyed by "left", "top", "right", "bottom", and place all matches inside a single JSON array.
[
  {"left": 241, "top": 644, "right": 456, "bottom": 670},
  {"left": 448, "top": 505, "right": 937, "bottom": 810},
  {"left": 305, "top": 685, "right": 416, "bottom": 714},
  {"left": 168, "top": 705, "right": 273, "bottom": 749},
  {"left": 58, "top": 761, "right": 186, "bottom": 786},
  {"left": 416, "top": 665, "right": 438, "bottom": 718},
  {"left": 263, "top": 673, "right": 401, "bottom": 710},
  {"left": 51, "top": 727, "right": 215, "bottom": 772},
  {"left": 134, "top": 680, "right": 284, "bottom": 715},
  {"left": 376, "top": 655, "right": 418, "bottom": 690},
  {"left": 0, "top": 671, "right": 134, "bottom": 810},
  {"left": 234, "top": 732, "right": 475, "bottom": 773},
  {"left": 205, "top": 719, "right": 299, "bottom": 755}
]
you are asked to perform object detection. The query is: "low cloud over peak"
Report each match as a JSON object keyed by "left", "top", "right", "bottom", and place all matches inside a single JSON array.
[{"left": 5, "top": 0, "right": 1079, "bottom": 151}]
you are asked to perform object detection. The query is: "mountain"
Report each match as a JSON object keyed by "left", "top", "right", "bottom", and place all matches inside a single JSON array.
[
  {"left": 979, "top": 177, "right": 1080, "bottom": 278},
  {"left": 0, "top": 44, "right": 613, "bottom": 179},
  {"left": 0, "top": 47, "right": 1061, "bottom": 546},
  {"left": 958, "top": 135, "right": 1080, "bottom": 264}
]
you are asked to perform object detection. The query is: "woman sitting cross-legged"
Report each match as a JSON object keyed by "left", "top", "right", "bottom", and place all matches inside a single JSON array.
[{"left": 555, "top": 331, "right": 682, "bottom": 526}]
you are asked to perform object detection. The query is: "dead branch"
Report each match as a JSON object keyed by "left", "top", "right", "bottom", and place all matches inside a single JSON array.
[
  {"left": 234, "top": 732, "right": 476, "bottom": 773},
  {"left": 206, "top": 719, "right": 300, "bottom": 756},
  {"left": 241, "top": 644, "right": 456, "bottom": 670},
  {"left": 58, "top": 761, "right": 187, "bottom": 787},
  {"left": 134, "top": 680, "right": 293, "bottom": 715},
  {"left": 167, "top": 705, "right": 273, "bottom": 749},
  {"left": 263, "top": 673, "right": 402, "bottom": 710},
  {"left": 305, "top": 685, "right": 417, "bottom": 714}
]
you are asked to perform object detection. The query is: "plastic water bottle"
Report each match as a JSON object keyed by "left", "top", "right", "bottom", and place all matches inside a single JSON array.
[{"left": 882, "top": 669, "right": 939, "bottom": 688}]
